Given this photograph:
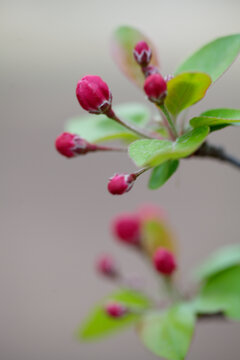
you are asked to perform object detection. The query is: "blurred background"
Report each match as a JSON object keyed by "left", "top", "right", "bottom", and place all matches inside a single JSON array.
[{"left": 1, "top": 0, "right": 240, "bottom": 359}]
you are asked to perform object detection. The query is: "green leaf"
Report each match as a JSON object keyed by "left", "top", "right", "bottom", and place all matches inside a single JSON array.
[
  {"left": 111, "top": 26, "right": 159, "bottom": 87},
  {"left": 195, "top": 244, "right": 240, "bottom": 281},
  {"left": 148, "top": 160, "right": 179, "bottom": 189},
  {"left": 137, "top": 304, "right": 195, "bottom": 360},
  {"left": 65, "top": 103, "right": 150, "bottom": 143},
  {"left": 128, "top": 126, "right": 209, "bottom": 167},
  {"left": 77, "top": 289, "right": 150, "bottom": 341},
  {"left": 165, "top": 72, "right": 211, "bottom": 116},
  {"left": 194, "top": 265, "right": 240, "bottom": 320},
  {"left": 175, "top": 34, "right": 240, "bottom": 82},
  {"left": 190, "top": 108, "right": 240, "bottom": 130}
]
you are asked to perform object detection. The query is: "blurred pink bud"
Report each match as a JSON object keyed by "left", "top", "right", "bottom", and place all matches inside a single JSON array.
[
  {"left": 142, "top": 65, "right": 159, "bottom": 77},
  {"left": 112, "top": 213, "right": 141, "bottom": 246},
  {"left": 153, "top": 247, "right": 177, "bottom": 275},
  {"left": 76, "top": 75, "right": 112, "bottom": 114},
  {"left": 138, "top": 204, "right": 167, "bottom": 222},
  {"left": 107, "top": 173, "right": 136, "bottom": 195},
  {"left": 133, "top": 41, "right": 152, "bottom": 66},
  {"left": 105, "top": 302, "right": 127, "bottom": 318},
  {"left": 144, "top": 73, "right": 167, "bottom": 104},
  {"left": 96, "top": 255, "right": 118, "bottom": 278},
  {"left": 55, "top": 132, "right": 95, "bottom": 158}
]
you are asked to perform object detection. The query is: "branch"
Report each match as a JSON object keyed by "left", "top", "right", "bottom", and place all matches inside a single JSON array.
[
  {"left": 197, "top": 312, "right": 226, "bottom": 322},
  {"left": 194, "top": 142, "right": 240, "bottom": 170}
]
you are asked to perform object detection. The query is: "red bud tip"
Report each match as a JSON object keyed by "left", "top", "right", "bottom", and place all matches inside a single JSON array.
[
  {"left": 107, "top": 173, "right": 136, "bottom": 195},
  {"left": 133, "top": 41, "right": 152, "bottom": 67},
  {"left": 144, "top": 73, "right": 167, "bottom": 104},
  {"left": 105, "top": 302, "right": 127, "bottom": 318},
  {"left": 76, "top": 75, "right": 112, "bottom": 114},
  {"left": 153, "top": 248, "right": 177, "bottom": 276},
  {"left": 96, "top": 255, "right": 118, "bottom": 278},
  {"left": 112, "top": 213, "right": 141, "bottom": 246},
  {"left": 55, "top": 132, "right": 92, "bottom": 158}
]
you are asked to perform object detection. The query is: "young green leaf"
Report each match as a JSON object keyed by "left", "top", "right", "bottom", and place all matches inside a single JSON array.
[
  {"left": 128, "top": 126, "right": 209, "bottom": 167},
  {"left": 190, "top": 108, "right": 240, "bottom": 130},
  {"left": 194, "top": 265, "right": 240, "bottom": 320},
  {"left": 65, "top": 103, "right": 150, "bottom": 143},
  {"left": 175, "top": 34, "right": 240, "bottom": 82},
  {"left": 148, "top": 160, "right": 179, "bottom": 190},
  {"left": 137, "top": 304, "right": 195, "bottom": 360},
  {"left": 194, "top": 244, "right": 240, "bottom": 281},
  {"left": 111, "top": 26, "right": 159, "bottom": 87},
  {"left": 77, "top": 289, "right": 150, "bottom": 341},
  {"left": 165, "top": 72, "right": 211, "bottom": 116}
]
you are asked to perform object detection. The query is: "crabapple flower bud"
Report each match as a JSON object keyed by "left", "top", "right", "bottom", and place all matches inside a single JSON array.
[
  {"left": 133, "top": 41, "right": 152, "bottom": 67},
  {"left": 105, "top": 302, "right": 127, "bottom": 318},
  {"left": 112, "top": 213, "right": 141, "bottom": 246},
  {"left": 76, "top": 75, "right": 112, "bottom": 114},
  {"left": 153, "top": 248, "right": 177, "bottom": 276},
  {"left": 55, "top": 132, "right": 95, "bottom": 158},
  {"left": 142, "top": 65, "right": 159, "bottom": 78},
  {"left": 144, "top": 73, "right": 167, "bottom": 104},
  {"left": 108, "top": 173, "right": 136, "bottom": 195},
  {"left": 96, "top": 255, "right": 118, "bottom": 278}
]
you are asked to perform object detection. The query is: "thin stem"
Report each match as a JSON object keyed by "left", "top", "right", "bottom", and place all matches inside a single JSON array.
[
  {"left": 194, "top": 142, "right": 240, "bottom": 170},
  {"left": 197, "top": 312, "right": 225, "bottom": 321},
  {"left": 107, "top": 109, "right": 162, "bottom": 140},
  {"left": 96, "top": 145, "right": 127, "bottom": 152},
  {"left": 159, "top": 104, "right": 178, "bottom": 139},
  {"left": 134, "top": 167, "right": 150, "bottom": 178}
]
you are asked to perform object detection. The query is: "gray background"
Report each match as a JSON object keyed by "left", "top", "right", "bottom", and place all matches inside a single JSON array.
[{"left": 1, "top": 0, "right": 240, "bottom": 359}]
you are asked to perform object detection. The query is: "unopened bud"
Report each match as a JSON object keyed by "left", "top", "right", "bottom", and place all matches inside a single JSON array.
[
  {"left": 55, "top": 132, "right": 96, "bottom": 158},
  {"left": 96, "top": 255, "right": 118, "bottom": 278},
  {"left": 153, "top": 247, "right": 177, "bottom": 276},
  {"left": 112, "top": 213, "right": 141, "bottom": 246},
  {"left": 105, "top": 302, "right": 127, "bottom": 318},
  {"left": 76, "top": 75, "right": 112, "bottom": 114},
  {"left": 133, "top": 41, "right": 152, "bottom": 67},
  {"left": 144, "top": 73, "right": 167, "bottom": 104},
  {"left": 107, "top": 173, "right": 136, "bottom": 195}
]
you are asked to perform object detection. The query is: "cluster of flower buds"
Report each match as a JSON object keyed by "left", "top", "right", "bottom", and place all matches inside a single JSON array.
[{"left": 55, "top": 39, "right": 174, "bottom": 195}]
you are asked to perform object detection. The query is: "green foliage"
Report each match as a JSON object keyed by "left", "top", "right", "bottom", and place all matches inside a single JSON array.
[
  {"left": 111, "top": 26, "right": 159, "bottom": 87},
  {"left": 175, "top": 34, "right": 240, "bottom": 82},
  {"left": 195, "top": 244, "right": 240, "bottom": 281},
  {"left": 137, "top": 304, "right": 195, "bottom": 360},
  {"left": 128, "top": 126, "right": 209, "bottom": 167},
  {"left": 194, "top": 265, "right": 240, "bottom": 320},
  {"left": 77, "top": 289, "right": 151, "bottom": 341},
  {"left": 148, "top": 160, "right": 179, "bottom": 189},
  {"left": 65, "top": 103, "right": 150, "bottom": 143},
  {"left": 190, "top": 108, "right": 240, "bottom": 130},
  {"left": 165, "top": 72, "right": 211, "bottom": 116}
]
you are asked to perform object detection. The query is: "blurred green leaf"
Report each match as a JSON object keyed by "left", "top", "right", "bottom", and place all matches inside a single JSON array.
[
  {"left": 190, "top": 108, "right": 240, "bottom": 130},
  {"left": 111, "top": 26, "right": 159, "bottom": 87},
  {"left": 77, "top": 289, "right": 150, "bottom": 341},
  {"left": 194, "top": 265, "right": 240, "bottom": 320},
  {"left": 195, "top": 244, "right": 240, "bottom": 281},
  {"left": 128, "top": 126, "right": 209, "bottom": 167},
  {"left": 165, "top": 72, "right": 211, "bottom": 116},
  {"left": 137, "top": 304, "right": 195, "bottom": 360},
  {"left": 65, "top": 103, "right": 150, "bottom": 143},
  {"left": 148, "top": 160, "right": 179, "bottom": 190},
  {"left": 175, "top": 34, "right": 240, "bottom": 82}
]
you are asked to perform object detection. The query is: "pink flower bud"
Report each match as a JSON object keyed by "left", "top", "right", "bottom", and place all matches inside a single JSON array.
[
  {"left": 96, "top": 255, "right": 118, "bottom": 278},
  {"left": 144, "top": 73, "right": 167, "bottom": 104},
  {"left": 153, "top": 248, "right": 177, "bottom": 276},
  {"left": 76, "top": 75, "right": 112, "bottom": 114},
  {"left": 107, "top": 173, "right": 136, "bottom": 195},
  {"left": 105, "top": 302, "right": 127, "bottom": 318},
  {"left": 55, "top": 132, "right": 95, "bottom": 158},
  {"left": 112, "top": 213, "right": 141, "bottom": 246},
  {"left": 133, "top": 41, "right": 152, "bottom": 66},
  {"left": 142, "top": 65, "right": 159, "bottom": 77}
]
